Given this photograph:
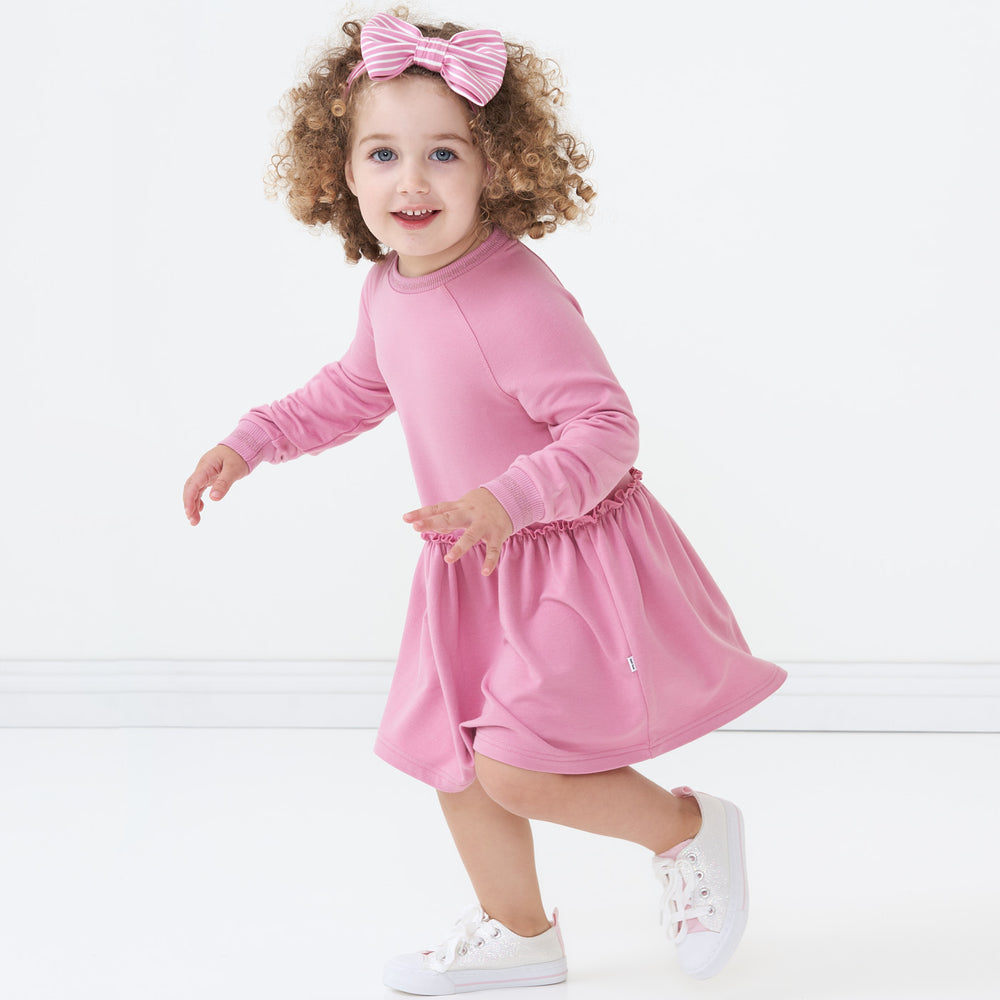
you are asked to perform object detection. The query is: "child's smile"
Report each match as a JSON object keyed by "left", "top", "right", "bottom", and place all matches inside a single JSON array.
[
  {"left": 393, "top": 208, "right": 440, "bottom": 229},
  {"left": 345, "top": 76, "right": 490, "bottom": 277}
]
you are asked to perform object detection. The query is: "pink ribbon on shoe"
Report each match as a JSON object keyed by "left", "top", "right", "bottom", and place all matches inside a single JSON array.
[{"left": 345, "top": 12, "right": 507, "bottom": 106}]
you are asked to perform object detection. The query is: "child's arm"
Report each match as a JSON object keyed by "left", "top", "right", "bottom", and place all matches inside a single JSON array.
[
  {"left": 183, "top": 444, "right": 250, "bottom": 526},
  {"left": 215, "top": 277, "right": 394, "bottom": 474},
  {"left": 401, "top": 266, "right": 638, "bottom": 573},
  {"left": 467, "top": 277, "right": 639, "bottom": 534},
  {"left": 220, "top": 358, "right": 394, "bottom": 472}
]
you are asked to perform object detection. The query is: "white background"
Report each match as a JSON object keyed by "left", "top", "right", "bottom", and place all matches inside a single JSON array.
[{"left": 2, "top": 0, "right": 998, "bottom": 670}]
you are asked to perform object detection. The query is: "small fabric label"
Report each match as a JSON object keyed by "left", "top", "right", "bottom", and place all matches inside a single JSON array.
[{"left": 627, "top": 656, "right": 637, "bottom": 672}]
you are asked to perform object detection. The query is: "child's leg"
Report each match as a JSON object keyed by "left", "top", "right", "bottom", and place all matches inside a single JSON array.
[
  {"left": 467, "top": 755, "right": 748, "bottom": 983},
  {"left": 473, "top": 753, "right": 701, "bottom": 855},
  {"left": 437, "top": 777, "right": 552, "bottom": 938}
]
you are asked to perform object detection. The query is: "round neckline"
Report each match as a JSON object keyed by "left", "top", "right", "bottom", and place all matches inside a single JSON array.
[{"left": 386, "top": 227, "right": 510, "bottom": 293}]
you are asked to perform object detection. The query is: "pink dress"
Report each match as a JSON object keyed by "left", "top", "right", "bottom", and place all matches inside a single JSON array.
[{"left": 223, "top": 228, "right": 786, "bottom": 792}]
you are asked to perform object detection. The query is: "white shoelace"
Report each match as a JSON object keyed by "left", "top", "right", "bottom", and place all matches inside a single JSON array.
[
  {"left": 653, "top": 855, "right": 713, "bottom": 944},
  {"left": 425, "top": 906, "right": 500, "bottom": 972}
]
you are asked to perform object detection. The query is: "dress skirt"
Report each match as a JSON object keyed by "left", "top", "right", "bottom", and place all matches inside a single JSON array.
[{"left": 374, "top": 469, "right": 786, "bottom": 793}]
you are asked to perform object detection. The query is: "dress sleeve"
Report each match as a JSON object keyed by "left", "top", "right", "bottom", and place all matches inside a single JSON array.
[
  {"left": 220, "top": 277, "right": 395, "bottom": 472},
  {"left": 475, "top": 280, "right": 639, "bottom": 532}
]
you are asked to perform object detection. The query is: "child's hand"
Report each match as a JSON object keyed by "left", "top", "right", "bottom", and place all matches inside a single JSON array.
[
  {"left": 403, "top": 488, "right": 514, "bottom": 576},
  {"left": 183, "top": 445, "right": 250, "bottom": 526}
]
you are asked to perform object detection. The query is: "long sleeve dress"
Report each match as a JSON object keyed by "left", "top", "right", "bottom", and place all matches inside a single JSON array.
[{"left": 222, "top": 227, "right": 786, "bottom": 792}]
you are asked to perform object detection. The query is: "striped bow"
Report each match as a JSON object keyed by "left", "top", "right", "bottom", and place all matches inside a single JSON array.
[{"left": 345, "top": 12, "right": 507, "bottom": 107}]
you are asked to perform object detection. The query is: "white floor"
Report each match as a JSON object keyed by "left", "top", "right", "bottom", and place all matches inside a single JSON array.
[{"left": 1, "top": 729, "right": 995, "bottom": 1000}]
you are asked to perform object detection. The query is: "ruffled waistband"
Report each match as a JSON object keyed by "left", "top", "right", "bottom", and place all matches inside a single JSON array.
[{"left": 421, "top": 468, "right": 644, "bottom": 547}]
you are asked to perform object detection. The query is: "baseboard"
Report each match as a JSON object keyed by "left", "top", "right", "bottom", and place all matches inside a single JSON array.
[{"left": 0, "top": 661, "right": 997, "bottom": 732}]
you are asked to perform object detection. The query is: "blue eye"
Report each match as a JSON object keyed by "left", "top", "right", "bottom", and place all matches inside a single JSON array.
[
  {"left": 371, "top": 148, "right": 396, "bottom": 162},
  {"left": 431, "top": 148, "right": 456, "bottom": 162}
]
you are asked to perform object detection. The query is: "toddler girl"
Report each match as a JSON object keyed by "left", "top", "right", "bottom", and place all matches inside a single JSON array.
[{"left": 183, "top": 10, "right": 786, "bottom": 994}]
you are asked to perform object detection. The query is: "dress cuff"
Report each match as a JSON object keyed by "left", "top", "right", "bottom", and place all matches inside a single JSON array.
[
  {"left": 219, "top": 419, "right": 273, "bottom": 473},
  {"left": 481, "top": 468, "right": 546, "bottom": 534}
]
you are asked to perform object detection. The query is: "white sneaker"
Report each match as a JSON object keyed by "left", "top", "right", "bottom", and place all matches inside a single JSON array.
[
  {"left": 383, "top": 905, "right": 568, "bottom": 995},
  {"left": 651, "top": 787, "right": 749, "bottom": 980}
]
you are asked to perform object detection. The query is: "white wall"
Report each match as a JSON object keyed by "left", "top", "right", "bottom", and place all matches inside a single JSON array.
[{"left": 3, "top": 1, "right": 998, "bottom": 671}]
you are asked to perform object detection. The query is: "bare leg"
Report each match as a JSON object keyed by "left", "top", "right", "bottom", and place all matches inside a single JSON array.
[
  {"left": 474, "top": 753, "right": 701, "bottom": 856},
  {"left": 437, "top": 777, "right": 552, "bottom": 938}
]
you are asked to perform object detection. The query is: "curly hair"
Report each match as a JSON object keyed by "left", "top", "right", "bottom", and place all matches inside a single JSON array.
[{"left": 267, "top": 8, "right": 595, "bottom": 263}]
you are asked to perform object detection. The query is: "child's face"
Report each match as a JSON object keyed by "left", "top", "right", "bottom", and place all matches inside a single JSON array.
[{"left": 345, "top": 75, "right": 489, "bottom": 278}]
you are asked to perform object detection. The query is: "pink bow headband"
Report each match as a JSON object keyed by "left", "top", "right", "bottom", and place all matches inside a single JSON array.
[{"left": 345, "top": 12, "right": 507, "bottom": 107}]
